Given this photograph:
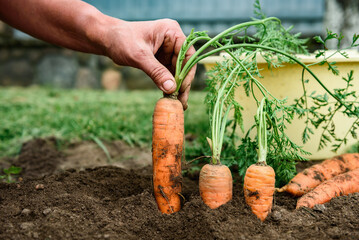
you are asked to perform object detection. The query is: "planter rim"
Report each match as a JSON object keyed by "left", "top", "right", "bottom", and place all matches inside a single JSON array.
[{"left": 199, "top": 49, "right": 359, "bottom": 64}]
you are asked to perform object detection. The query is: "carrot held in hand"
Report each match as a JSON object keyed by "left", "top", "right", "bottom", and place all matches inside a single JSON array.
[
  {"left": 296, "top": 168, "right": 359, "bottom": 209},
  {"left": 152, "top": 95, "right": 184, "bottom": 214},
  {"left": 278, "top": 153, "right": 359, "bottom": 196},
  {"left": 151, "top": 29, "right": 198, "bottom": 214},
  {"left": 244, "top": 98, "right": 276, "bottom": 222}
]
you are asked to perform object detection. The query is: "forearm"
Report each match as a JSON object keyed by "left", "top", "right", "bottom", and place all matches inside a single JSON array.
[
  {"left": 0, "top": 0, "right": 115, "bottom": 55},
  {"left": 0, "top": 0, "right": 195, "bottom": 106}
]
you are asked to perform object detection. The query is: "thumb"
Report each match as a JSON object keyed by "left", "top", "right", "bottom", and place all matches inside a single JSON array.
[{"left": 139, "top": 56, "right": 177, "bottom": 94}]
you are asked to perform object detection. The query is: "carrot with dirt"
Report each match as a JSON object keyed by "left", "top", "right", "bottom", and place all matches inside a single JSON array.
[
  {"left": 199, "top": 164, "right": 233, "bottom": 209},
  {"left": 152, "top": 30, "right": 198, "bottom": 214},
  {"left": 152, "top": 95, "right": 184, "bottom": 214},
  {"left": 243, "top": 98, "right": 275, "bottom": 222},
  {"left": 278, "top": 153, "right": 359, "bottom": 196},
  {"left": 153, "top": 0, "right": 359, "bottom": 213},
  {"left": 296, "top": 167, "right": 359, "bottom": 209},
  {"left": 199, "top": 65, "right": 239, "bottom": 209}
]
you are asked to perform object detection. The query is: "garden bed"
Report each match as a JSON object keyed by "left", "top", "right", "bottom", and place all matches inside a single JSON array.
[{"left": 1, "top": 138, "right": 358, "bottom": 240}]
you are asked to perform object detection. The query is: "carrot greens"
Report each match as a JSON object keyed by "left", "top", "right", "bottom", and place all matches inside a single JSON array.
[{"left": 176, "top": 0, "right": 359, "bottom": 185}]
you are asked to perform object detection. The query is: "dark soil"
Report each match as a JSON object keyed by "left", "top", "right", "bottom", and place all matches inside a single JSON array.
[{"left": 1, "top": 138, "right": 359, "bottom": 240}]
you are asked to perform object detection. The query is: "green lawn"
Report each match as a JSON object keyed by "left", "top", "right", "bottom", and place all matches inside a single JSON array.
[{"left": 0, "top": 87, "right": 210, "bottom": 158}]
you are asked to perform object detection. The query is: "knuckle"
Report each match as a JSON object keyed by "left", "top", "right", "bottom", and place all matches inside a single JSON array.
[
  {"left": 157, "top": 19, "right": 182, "bottom": 33},
  {"left": 149, "top": 65, "right": 167, "bottom": 83},
  {"left": 130, "top": 48, "right": 149, "bottom": 67},
  {"left": 163, "top": 18, "right": 180, "bottom": 27},
  {"left": 180, "top": 82, "right": 191, "bottom": 92}
]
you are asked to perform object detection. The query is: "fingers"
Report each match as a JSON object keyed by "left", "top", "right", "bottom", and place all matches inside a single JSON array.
[
  {"left": 138, "top": 54, "right": 177, "bottom": 94},
  {"left": 117, "top": 19, "right": 197, "bottom": 109},
  {"left": 178, "top": 63, "right": 196, "bottom": 110},
  {"left": 143, "top": 19, "right": 196, "bottom": 109},
  {"left": 155, "top": 19, "right": 186, "bottom": 75},
  {"left": 177, "top": 43, "right": 197, "bottom": 110},
  {"left": 177, "top": 88, "right": 190, "bottom": 110}
]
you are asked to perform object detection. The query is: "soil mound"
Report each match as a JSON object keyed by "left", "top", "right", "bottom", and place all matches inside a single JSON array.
[{"left": 1, "top": 138, "right": 359, "bottom": 239}]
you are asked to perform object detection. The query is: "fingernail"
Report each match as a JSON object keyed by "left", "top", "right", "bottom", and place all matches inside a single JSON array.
[{"left": 163, "top": 80, "right": 174, "bottom": 92}]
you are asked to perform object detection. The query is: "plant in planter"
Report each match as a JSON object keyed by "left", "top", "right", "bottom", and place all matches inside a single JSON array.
[{"left": 152, "top": 0, "right": 359, "bottom": 213}]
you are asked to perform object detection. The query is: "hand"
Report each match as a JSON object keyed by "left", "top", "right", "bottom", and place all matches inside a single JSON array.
[{"left": 104, "top": 19, "right": 196, "bottom": 109}]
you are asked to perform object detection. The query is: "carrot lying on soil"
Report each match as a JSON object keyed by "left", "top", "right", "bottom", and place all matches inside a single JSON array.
[
  {"left": 296, "top": 167, "right": 359, "bottom": 209},
  {"left": 244, "top": 98, "right": 276, "bottom": 222},
  {"left": 199, "top": 164, "right": 233, "bottom": 209},
  {"left": 152, "top": 96, "right": 184, "bottom": 214},
  {"left": 278, "top": 153, "right": 359, "bottom": 196}
]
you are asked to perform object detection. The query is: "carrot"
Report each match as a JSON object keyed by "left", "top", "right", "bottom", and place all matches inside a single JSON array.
[
  {"left": 296, "top": 168, "right": 359, "bottom": 209},
  {"left": 244, "top": 98, "right": 276, "bottom": 222},
  {"left": 199, "top": 164, "right": 233, "bottom": 209},
  {"left": 244, "top": 164, "right": 276, "bottom": 221},
  {"left": 152, "top": 96, "right": 184, "bottom": 214},
  {"left": 198, "top": 62, "right": 239, "bottom": 209},
  {"left": 278, "top": 153, "right": 359, "bottom": 196}
]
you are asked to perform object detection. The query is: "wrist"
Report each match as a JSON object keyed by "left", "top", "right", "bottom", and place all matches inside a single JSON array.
[{"left": 81, "top": 7, "right": 122, "bottom": 56}]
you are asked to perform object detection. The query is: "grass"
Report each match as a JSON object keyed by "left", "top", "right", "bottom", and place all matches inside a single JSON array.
[{"left": 0, "top": 87, "right": 210, "bottom": 159}]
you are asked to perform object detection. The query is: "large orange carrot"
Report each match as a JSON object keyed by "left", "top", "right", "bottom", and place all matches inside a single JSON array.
[
  {"left": 152, "top": 96, "right": 184, "bottom": 214},
  {"left": 244, "top": 99, "right": 276, "bottom": 222},
  {"left": 199, "top": 164, "right": 233, "bottom": 209},
  {"left": 296, "top": 168, "right": 359, "bottom": 209},
  {"left": 244, "top": 164, "right": 276, "bottom": 221},
  {"left": 278, "top": 153, "right": 359, "bottom": 196}
]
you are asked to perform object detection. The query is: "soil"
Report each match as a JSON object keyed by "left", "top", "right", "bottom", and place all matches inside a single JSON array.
[{"left": 1, "top": 138, "right": 359, "bottom": 240}]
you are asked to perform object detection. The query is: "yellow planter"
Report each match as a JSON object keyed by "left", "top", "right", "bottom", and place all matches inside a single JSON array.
[{"left": 200, "top": 50, "right": 359, "bottom": 160}]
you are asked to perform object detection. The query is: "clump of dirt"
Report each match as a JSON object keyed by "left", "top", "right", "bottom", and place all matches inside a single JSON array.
[
  {"left": 1, "top": 138, "right": 359, "bottom": 239},
  {"left": 4, "top": 137, "right": 152, "bottom": 179},
  {"left": 12, "top": 138, "right": 62, "bottom": 179},
  {"left": 60, "top": 140, "right": 152, "bottom": 171}
]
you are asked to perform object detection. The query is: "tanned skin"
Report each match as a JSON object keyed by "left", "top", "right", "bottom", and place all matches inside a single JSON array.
[{"left": 0, "top": 0, "right": 196, "bottom": 109}]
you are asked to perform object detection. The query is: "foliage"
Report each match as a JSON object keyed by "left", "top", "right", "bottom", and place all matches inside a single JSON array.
[
  {"left": 0, "top": 166, "right": 21, "bottom": 183},
  {"left": 293, "top": 30, "right": 359, "bottom": 152},
  {"left": 177, "top": 0, "right": 359, "bottom": 185},
  {"left": 0, "top": 88, "right": 208, "bottom": 159}
]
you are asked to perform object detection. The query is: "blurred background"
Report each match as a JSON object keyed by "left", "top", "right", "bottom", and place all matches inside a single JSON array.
[
  {"left": 1, "top": 0, "right": 358, "bottom": 160},
  {"left": 0, "top": 0, "right": 357, "bottom": 90}
]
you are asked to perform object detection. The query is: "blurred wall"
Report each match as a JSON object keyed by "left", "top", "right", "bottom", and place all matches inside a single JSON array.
[
  {"left": 0, "top": 0, "right": 329, "bottom": 89},
  {"left": 84, "top": 0, "right": 325, "bottom": 36},
  {"left": 324, "top": 0, "right": 359, "bottom": 49}
]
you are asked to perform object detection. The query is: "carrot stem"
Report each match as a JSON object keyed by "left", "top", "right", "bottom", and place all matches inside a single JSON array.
[
  {"left": 257, "top": 98, "right": 267, "bottom": 164},
  {"left": 176, "top": 17, "right": 281, "bottom": 84},
  {"left": 210, "top": 65, "right": 240, "bottom": 164}
]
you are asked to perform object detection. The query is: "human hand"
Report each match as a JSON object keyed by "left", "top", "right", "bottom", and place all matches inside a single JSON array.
[{"left": 104, "top": 19, "right": 196, "bottom": 109}]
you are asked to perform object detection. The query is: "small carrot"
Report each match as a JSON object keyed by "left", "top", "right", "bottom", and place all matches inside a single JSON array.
[
  {"left": 152, "top": 96, "right": 184, "bottom": 214},
  {"left": 244, "top": 98, "right": 276, "bottom": 222},
  {"left": 244, "top": 164, "right": 276, "bottom": 221},
  {"left": 296, "top": 168, "right": 359, "bottom": 209},
  {"left": 198, "top": 64, "right": 238, "bottom": 209},
  {"left": 278, "top": 153, "right": 359, "bottom": 196},
  {"left": 199, "top": 164, "right": 233, "bottom": 209}
]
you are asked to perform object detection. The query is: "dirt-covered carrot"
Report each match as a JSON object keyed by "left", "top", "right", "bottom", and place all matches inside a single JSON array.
[
  {"left": 199, "top": 63, "right": 239, "bottom": 209},
  {"left": 278, "top": 153, "right": 359, "bottom": 196},
  {"left": 296, "top": 168, "right": 359, "bottom": 209},
  {"left": 199, "top": 164, "right": 233, "bottom": 209},
  {"left": 152, "top": 96, "right": 184, "bottom": 214},
  {"left": 244, "top": 98, "right": 276, "bottom": 222},
  {"left": 244, "top": 164, "right": 276, "bottom": 221},
  {"left": 151, "top": 27, "right": 198, "bottom": 214}
]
